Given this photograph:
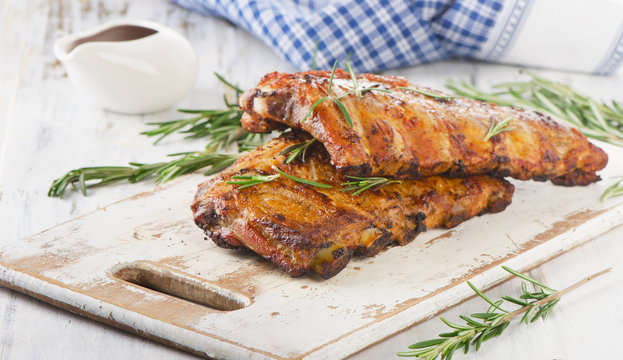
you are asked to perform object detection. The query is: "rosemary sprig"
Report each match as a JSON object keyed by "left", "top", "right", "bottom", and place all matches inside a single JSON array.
[
  {"left": 304, "top": 61, "right": 391, "bottom": 127},
  {"left": 397, "top": 266, "right": 611, "bottom": 359},
  {"left": 272, "top": 165, "right": 333, "bottom": 188},
  {"left": 398, "top": 87, "right": 456, "bottom": 100},
  {"left": 140, "top": 72, "right": 263, "bottom": 151},
  {"left": 279, "top": 139, "right": 317, "bottom": 164},
  {"left": 49, "top": 73, "right": 264, "bottom": 198},
  {"left": 446, "top": 73, "right": 623, "bottom": 147},
  {"left": 226, "top": 174, "right": 280, "bottom": 189},
  {"left": 601, "top": 178, "right": 623, "bottom": 201},
  {"left": 341, "top": 175, "right": 401, "bottom": 195},
  {"left": 304, "top": 61, "right": 346, "bottom": 124},
  {"left": 141, "top": 108, "right": 244, "bottom": 145},
  {"left": 483, "top": 116, "right": 514, "bottom": 141},
  {"left": 345, "top": 60, "right": 361, "bottom": 97},
  {"left": 226, "top": 165, "right": 332, "bottom": 189},
  {"left": 48, "top": 151, "right": 239, "bottom": 198}
]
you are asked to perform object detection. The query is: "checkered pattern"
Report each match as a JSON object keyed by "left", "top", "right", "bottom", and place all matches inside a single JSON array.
[{"left": 171, "top": 0, "right": 503, "bottom": 72}]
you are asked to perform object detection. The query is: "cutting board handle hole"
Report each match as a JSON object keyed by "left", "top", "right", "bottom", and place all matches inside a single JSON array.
[{"left": 111, "top": 261, "right": 251, "bottom": 311}]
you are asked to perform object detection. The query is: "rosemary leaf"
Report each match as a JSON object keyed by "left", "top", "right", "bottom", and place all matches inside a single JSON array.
[
  {"left": 328, "top": 60, "right": 338, "bottom": 98},
  {"left": 345, "top": 60, "right": 361, "bottom": 97},
  {"left": 310, "top": 40, "right": 319, "bottom": 71},
  {"left": 398, "top": 86, "right": 456, "bottom": 100},
  {"left": 334, "top": 99, "right": 354, "bottom": 127},
  {"left": 303, "top": 96, "right": 332, "bottom": 122},
  {"left": 409, "top": 339, "right": 447, "bottom": 349},
  {"left": 501, "top": 265, "right": 556, "bottom": 293},
  {"left": 271, "top": 166, "right": 332, "bottom": 188},
  {"left": 213, "top": 71, "right": 243, "bottom": 94},
  {"left": 227, "top": 174, "right": 280, "bottom": 189},
  {"left": 466, "top": 281, "right": 508, "bottom": 313},
  {"left": 358, "top": 88, "right": 392, "bottom": 95}
]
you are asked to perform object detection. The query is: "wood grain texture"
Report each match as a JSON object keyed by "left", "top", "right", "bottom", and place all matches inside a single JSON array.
[{"left": 1, "top": 0, "right": 623, "bottom": 359}]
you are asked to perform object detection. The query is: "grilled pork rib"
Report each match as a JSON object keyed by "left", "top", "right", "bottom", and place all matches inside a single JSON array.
[
  {"left": 239, "top": 70, "right": 607, "bottom": 185},
  {"left": 192, "top": 132, "right": 514, "bottom": 278}
]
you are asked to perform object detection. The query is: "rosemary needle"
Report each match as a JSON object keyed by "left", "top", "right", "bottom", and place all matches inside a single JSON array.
[
  {"left": 213, "top": 72, "right": 244, "bottom": 94},
  {"left": 227, "top": 173, "right": 280, "bottom": 189}
]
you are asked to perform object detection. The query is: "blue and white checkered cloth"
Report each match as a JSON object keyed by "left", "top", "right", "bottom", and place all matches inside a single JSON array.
[{"left": 172, "top": 0, "right": 623, "bottom": 75}]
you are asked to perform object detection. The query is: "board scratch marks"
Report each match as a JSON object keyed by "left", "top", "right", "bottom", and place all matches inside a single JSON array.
[
  {"left": 534, "top": 208, "right": 609, "bottom": 242},
  {"left": 424, "top": 230, "right": 454, "bottom": 247},
  {"left": 0, "top": 291, "right": 17, "bottom": 359}
]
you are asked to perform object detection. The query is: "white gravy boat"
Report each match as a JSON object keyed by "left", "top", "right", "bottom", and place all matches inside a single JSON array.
[{"left": 55, "top": 19, "right": 198, "bottom": 114}]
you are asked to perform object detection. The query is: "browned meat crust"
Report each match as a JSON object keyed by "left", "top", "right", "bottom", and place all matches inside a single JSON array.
[
  {"left": 240, "top": 112, "right": 286, "bottom": 133},
  {"left": 192, "top": 132, "right": 515, "bottom": 278},
  {"left": 239, "top": 70, "right": 608, "bottom": 185}
]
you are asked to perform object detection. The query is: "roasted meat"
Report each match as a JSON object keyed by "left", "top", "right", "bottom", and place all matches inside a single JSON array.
[
  {"left": 239, "top": 70, "right": 607, "bottom": 185},
  {"left": 192, "top": 132, "right": 514, "bottom": 278}
]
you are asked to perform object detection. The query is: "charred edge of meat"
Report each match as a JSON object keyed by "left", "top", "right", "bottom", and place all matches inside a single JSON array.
[
  {"left": 207, "top": 228, "right": 243, "bottom": 249},
  {"left": 396, "top": 161, "right": 423, "bottom": 179},
  {"left": 335, "top": 163, "right": 373, "bottom": 177},
  {"left": 550, "top": 169, "right": 601, "bottom": 186},
  {"left": 257, "top": 219, "right": 314, "bottom": 249},
  {"left": 192, "top": 203, "right": 220, "bottom": 231},
  {"left": 408, "top": 212, "right": 427, "bottom": 233},
  {"left": 310, "top": 245, "right": 353, "bottom": 279},
  {"left": 360, "top": 230, "right": 393, "bottom": 257},
  {"left": 489, "top": 182, "right": 516, "bottom": 213},
  {"left": 240, "top": 112, "right": 286, "bottom": 133}
]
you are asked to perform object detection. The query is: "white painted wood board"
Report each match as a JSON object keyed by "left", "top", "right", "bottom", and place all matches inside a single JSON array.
[{"left": 0, "top": 142, "right": 622, "bottom": 360}]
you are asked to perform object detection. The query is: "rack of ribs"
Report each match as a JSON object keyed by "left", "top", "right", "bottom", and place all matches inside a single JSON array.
[
  {"left": 239, "top": 70, "right": 608, "bottom": 186},
  {"left": 192, "top": 132, "right": 514, "bottom": 278}
]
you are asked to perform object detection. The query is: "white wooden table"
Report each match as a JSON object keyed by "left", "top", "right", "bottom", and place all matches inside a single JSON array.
[{"left": 1, "top": 0, "right": 622, "bottom": 358}]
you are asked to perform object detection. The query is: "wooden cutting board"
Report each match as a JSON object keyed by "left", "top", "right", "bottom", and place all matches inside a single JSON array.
[{"left": 1, "top": 142, "right": 622, "bottom": 360}]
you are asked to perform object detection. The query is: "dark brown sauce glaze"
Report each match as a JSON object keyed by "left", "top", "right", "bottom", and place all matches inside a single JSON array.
[{"left": 68, "top": 25, "right": 157, "bottom": 53}]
